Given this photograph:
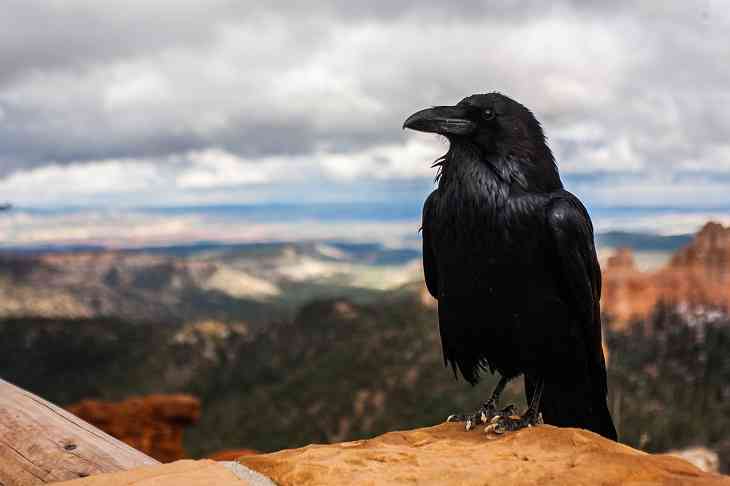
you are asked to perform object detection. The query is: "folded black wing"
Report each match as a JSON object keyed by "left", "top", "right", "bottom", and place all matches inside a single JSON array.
[
  {"left": 546, "top": 192, "right": 607, "bottom": 395},
  {"left": 422, "top": 191, "right": 439, "bottom": 299}
]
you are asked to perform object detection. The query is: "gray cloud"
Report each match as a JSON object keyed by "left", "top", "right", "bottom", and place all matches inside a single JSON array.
[{"left": 0, "top": 0, "right": 729, "bottom": 209}]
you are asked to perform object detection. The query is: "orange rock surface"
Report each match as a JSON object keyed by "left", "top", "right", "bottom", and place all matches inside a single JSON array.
[
  {"left": 67, "top": 394, "right": 200, "bottom": 463},
  {"left": 240, "top": 423, "right": 730, "bottom": 486},
  {"left": 602, "top": 222, "right": 730, "bottom": 328}
]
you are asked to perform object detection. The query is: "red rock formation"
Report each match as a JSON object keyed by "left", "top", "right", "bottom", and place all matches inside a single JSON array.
[
  {"left": 602, "top": 222, "right": 730, "bottom": 328},
  {"left": 663, "top": 222, "right": 730, "bottom": 309},
  {"left": 67, "top": 395, "right": 200, "bottom": 463},
  {"left": 671, "top": 222, "right": 730, "bottom": 271},
  {"left": 601, "top": 247, "right": 658, "bottom": 330}
]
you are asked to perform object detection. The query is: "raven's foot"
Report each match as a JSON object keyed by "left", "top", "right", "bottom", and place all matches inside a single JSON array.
[
  {"left": 483, "top": 409, "right": 543, "bottom": 435},
  {"left": 446, "top": 403, "right": 516, "bottom": 431}
]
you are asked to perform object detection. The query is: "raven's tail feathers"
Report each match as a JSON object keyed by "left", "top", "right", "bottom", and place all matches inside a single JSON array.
[{"left": 527, "top": 375, "right": 617, "bottom": 441}]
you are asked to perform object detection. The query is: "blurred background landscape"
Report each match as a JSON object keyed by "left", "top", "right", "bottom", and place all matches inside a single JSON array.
[{"left": 1, "top": 0, "right": 729, "bottom": 475}]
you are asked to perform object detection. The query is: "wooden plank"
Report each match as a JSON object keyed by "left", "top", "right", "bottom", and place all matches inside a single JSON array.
[
  {"left": 0, "top": 379, "right": 159, "bottom": 486},
  {"left": 52, "top": 460, "right": 262, "bottom": 486}
]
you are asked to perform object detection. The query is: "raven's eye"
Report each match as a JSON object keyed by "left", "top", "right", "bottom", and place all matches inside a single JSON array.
[{"left": 482, "top": 108, "right": 496, "bottom": 121}]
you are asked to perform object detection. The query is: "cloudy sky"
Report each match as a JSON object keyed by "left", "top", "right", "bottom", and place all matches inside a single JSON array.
[{"left": 0, "top": 1, "right": 729, "bottom": 214}]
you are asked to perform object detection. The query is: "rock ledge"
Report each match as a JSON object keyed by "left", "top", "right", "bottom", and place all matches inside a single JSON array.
[{"left": 240, "top": 423, "right": 730, "bottom": 485}]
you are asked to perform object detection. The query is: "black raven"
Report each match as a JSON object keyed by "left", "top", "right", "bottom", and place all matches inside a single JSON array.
[{"left": 404, "top": 92, "right": 617, "bottom": 440}]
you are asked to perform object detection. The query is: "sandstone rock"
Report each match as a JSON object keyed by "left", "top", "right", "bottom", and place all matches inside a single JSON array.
[
  {"left": 670, "top": 222, "right": 730, "bottom": 272},
  {"left": 601, "top": 247, "right": 658, "bottom": 329},
  {"left": 239, "top": 423, "right": 730, "bottom": 485},
  {"left": 67, "top": 394, "right": 200, "bottom": 462},
  {"left": 602, "top": 222, "right": 730, "bottom": 328},
  {"left": 666, "top": 446, "right": 720, "bottom": 473}
]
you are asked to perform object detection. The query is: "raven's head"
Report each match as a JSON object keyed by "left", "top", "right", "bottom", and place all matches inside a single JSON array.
[{"left": 403, "top": 92, "right": 560, "bottom": 190}]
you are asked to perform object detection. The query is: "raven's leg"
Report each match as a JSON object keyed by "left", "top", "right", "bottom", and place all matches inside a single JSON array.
[
  {"left": 484, "top": 378, "right": 544, "bottom": 435},
  {"left": 446, "top": 376, "right": 515, "bottom": 431}
]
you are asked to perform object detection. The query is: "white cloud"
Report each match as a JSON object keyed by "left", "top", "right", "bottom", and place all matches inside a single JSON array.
[
  {"left": 103, "top": 68, "right": 173, "bottom": 112},
  {"left": 677, "top": 144, "right": 730, "bottom": 173},
  {"left": 574, "top": 176, "right": 730, "bottom": 209},
  {"left": 0, "top": 208, "right": 421, "bottom": 248},
  {"left": 0, "top": 1, "right": 729, "bottom": 212},
  {"left": 0, "top": 137, "right": 442, "bottom": 205},
  {"left": 0, "top": 159, "right": 163, "bottom": 198},
  {"left": 318, "top": 134, "right": 444, "bottom": 181},
  {"left": 561, "top": 137, "right": 644, "bottom": 174},
  {"left": 176, "top": 149, "right": 287, "bottom": 189}
]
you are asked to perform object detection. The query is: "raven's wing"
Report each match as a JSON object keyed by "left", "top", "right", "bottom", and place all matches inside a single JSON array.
[
  {"left": 422, "top": 191, "right": 439, "bottom": 299},
  {"left": 546, "top": 193, "right": 606, "bottom": 394}
]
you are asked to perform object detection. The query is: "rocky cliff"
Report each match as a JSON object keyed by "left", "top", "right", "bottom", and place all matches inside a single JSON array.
[
  {"left": 67, "top": 394, "right": 201, "bottom": 462},
  {"left": 602, "top": 222, "right": 730, "bottom": 327},
  {"left": 239, "top": 423, "right": 730, "bottom": 486}
]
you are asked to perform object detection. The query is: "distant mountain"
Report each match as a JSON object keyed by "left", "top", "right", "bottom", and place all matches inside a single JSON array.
[
  {"left": 0, "top": 241, "right": 421, "bottom": 326},
  {"left": 0, "top": 220, "right": 719, "bottom": 330},
  {"left": 0, "top": 240, "right": 421, "bottom": 264},
  {"left": 1, "top": 229, "right": 692, "bottom": 256},
  {"left": 596, "top": 231, "right": 693, "bottom": 252}
]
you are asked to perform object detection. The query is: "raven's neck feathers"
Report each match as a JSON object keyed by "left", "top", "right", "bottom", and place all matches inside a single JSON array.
[{"left": 436, "top": 141, "right": 562, "bottom": 194}]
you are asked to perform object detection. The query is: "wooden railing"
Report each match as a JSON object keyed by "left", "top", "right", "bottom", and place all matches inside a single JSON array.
[{"left": 0, "top": 379, "right": 158, "bottom": 485}]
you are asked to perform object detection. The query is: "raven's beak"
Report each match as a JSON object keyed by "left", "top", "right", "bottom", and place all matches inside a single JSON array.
[{"left": 403, "top": 105, "right": 476, "bottom": 135}]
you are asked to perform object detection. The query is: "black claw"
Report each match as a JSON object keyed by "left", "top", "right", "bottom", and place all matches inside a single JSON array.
[
  {"left": 446, "top": 401, "right": 516, "bottom": 431},
  {"left": 484, "top": 410, "right": 542, "bottom": 435},
  {"left": 446, "top": 377, "right": 513, "bottom": 431}
]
